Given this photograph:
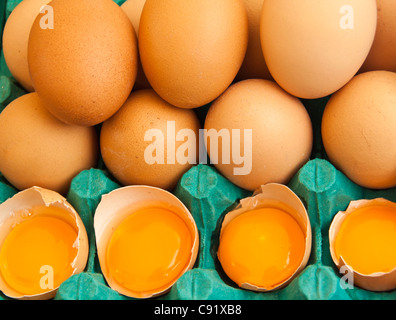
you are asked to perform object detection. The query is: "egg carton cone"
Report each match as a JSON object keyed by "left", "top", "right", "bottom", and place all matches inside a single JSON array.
[{"left": 1, "top": 158, "right": 396, "bottom": 300}]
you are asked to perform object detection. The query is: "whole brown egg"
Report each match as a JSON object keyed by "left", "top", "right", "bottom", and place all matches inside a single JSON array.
[
  {"left": 100, "top": 89, "right": 201, "bottom": 191},
  {"left": 139, "top": 0, "right": 249, "bottom": 109},
  {"left": 360, "top": 0, "right": 396, "bottom": 73},
  {"left": 2, "top": 0, "right": 52, "bottom": 92},
  {"left": 260, "top": 0, "right": 377, "bottom": 99},
  {"left": 0, "top": 93, "right": 98, "bottom": 194},
  {"left": 28, "top": 0, "right": 138, "bottom": 126},
  {"left": 204, "top": 79, "right": 313, "bottom": 192},
  {"left": 322, "top": 71, "right": 396, "bottom": 189}
]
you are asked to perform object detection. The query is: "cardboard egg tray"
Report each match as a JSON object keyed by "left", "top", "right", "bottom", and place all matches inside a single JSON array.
[{"left": 1, "top": 0, "right": 396, "bottom": 300}]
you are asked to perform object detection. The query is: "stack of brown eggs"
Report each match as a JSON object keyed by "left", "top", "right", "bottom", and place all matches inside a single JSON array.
[{"left": 0, "top": 0, "right": 395, "bottom": 300}]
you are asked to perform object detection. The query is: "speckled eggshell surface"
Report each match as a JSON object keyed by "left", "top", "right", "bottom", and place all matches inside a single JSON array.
[
  {"left": 28, "top": 0, "right": 138, "bottom": 126},
  {"left": 100, "top": 89, "right": 201, "bottom": 191},
  {"left": 260, "top": 0, "right": 377, "bottom": 99},
  {"left": 322, "top": 71, "right": 396, "bottom": 189},
  {"left": 139, "top": 0, "right": 249, "bottom": 109},
  {"left": 0, "top": 93, "right": 98, "bottom": 194},
  {"left": 204, "top": 79, "right": 313, "bottom": 192},
  {"left": 360, "top": 0, "right": 396, "bottom": 73}
]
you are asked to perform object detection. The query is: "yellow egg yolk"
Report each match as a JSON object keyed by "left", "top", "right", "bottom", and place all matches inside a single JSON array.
[
  {"left": 334, "top": 205, "right": 396, "bottom": 275},
  {"left": 106, "top": 207, "right": 193, "bottom": 294},
  {"left": 218, "top": 207, "right": 306, "bottom": 289},
  {"left": 0, "top": 209, "right": 78, "bottom": 296}
]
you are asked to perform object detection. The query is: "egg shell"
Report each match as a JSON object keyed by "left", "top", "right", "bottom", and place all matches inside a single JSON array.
[
  {"left": 0, "top": 186, "right": 89, "bottom": 300},
  {"left": 0, "top": 92, "right": 98, "bottom": 194},
  {"left": 94, "top": 185, "right": 199, "bottom": 299},
  {"left": 4, "top": 0, "right": 396, "bottom": 302},
  {"left": 235, "top": 0, "right": 272, "bottom": 81},
  {"left": 360, "top": 0, "right": 396, "bottom": 73},
  {"left": 28, "top": 0, "right": 138, "bottom": 126},
  {"left": 329, "top": 198, "right": 396, "bottom": 292},
  {"left": 2, "top": 0, "right": 52, "bottom": 92},
  {"left": 321, "top": 70, "right": 396, "bottom": 189},
  {"left": 203, "top": 79, "right": 313, "bottom": 191},
  {"left": 219, "top": 183, "right": 312, "bottom": 292},
  {"left": 100, "top": 89, "right": 201, "bottom": 191},
  {"left": 260, "top": 0, "right": 377, "bottom": 99},
  {"left": 139, "top": 0, "right": 249, "bottom": 109},
  {"left": 120, "top": 0, "right": 151, "bottom": 91}
]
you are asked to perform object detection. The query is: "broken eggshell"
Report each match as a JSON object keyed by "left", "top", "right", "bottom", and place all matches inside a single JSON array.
[
  {"left": 0, "top": 186, "right": 89, "bottom": 300},
  {"left": 218, "top": 183, "right": 312, "bottom": 292},
  {"left": 329, "top": 198, "right": 396, "bottom": 292},
  {"left": 94, "top": 185, "right": 199, "bottom": 299}
]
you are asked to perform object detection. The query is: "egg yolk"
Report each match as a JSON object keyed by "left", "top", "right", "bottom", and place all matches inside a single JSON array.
[
  {"left": 218, "top": 207, "right": 306, "bottom": 290},
  {"left": 0, "top": 209, "right": 78, "bottom": 296},
  {"left": 334, "top": 205, "right": 396, "bottom": 275},
  {"left": 106, "top": 207, "right": 193, "bottom": 294}
]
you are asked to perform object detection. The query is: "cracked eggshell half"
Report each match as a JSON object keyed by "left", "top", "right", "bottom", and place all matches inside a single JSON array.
[
  {"left": 329, "top": 198, "right": 396, "bottom": 292},
  {"left": 0, "top": 187, "right": 89, "bottom": 300},
  {"left": 94, "top": 185, "right": 199, "bottom": 299},
  {"left": 218, "top": 183, "right": 312, "bottom": 292}
]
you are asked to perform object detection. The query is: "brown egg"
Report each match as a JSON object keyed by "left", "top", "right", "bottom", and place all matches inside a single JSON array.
[
  {"left": 139, "top": 0, "right": 248, "bottom": 109},
  {"left": 360, "top": 0, "right": 396, "bottom": 73},
  {"left": 236, "top": 0, "right": 272, "bottom": 81},
  {"left": 100, "top": 89, "right": 201, "bottom": 191},
  {"left": 260, "top": 0, "right": 377, "bottom": 99},
  {"left": 0, "top": 93, "right": 98, "bottom": 194},
  {"left": 121, "top": 0, "right": 151, "bottom": 91},
  {"left": 2, "top": 0, "right": 52, "bottom": 92},
  {"left": 28, "top": 0, "right": 138, "bottom": 126},
  {"left": 204, "top": 79, "right": 313, "bottom": 192},
  {"left": 322, "top": 71, "right": 396, "bottom": 189}
]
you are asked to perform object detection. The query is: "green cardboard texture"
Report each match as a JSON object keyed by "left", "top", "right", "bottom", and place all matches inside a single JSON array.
[
  {"left": 1, "top": 0, "right": 396, "bottom": 301},
  {"left": 2, "top": 159, "right": 396, "bottom": 300}
]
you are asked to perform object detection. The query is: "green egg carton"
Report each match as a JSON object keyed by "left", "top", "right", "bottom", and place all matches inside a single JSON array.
[{"left": 1, "top": 0, "right": 396, "bottom": 301}]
